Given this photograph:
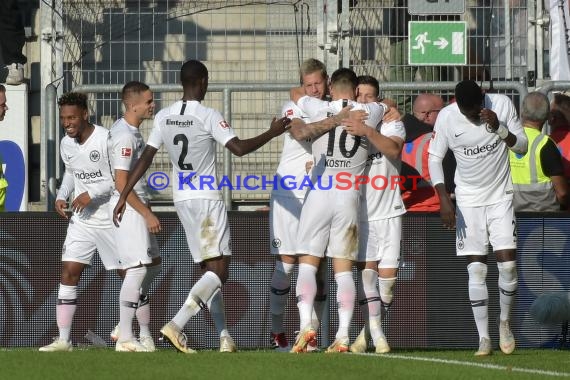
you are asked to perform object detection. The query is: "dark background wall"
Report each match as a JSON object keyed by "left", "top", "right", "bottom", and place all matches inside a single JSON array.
[{"left": 0, "top": 212, "right": 566, "bottom": 349}]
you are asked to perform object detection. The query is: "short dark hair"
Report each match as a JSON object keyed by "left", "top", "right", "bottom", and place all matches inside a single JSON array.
[
  {"left": 58, "top": 92, "right": 88, "bottom": 110},
  {"left": 455, "top": 80, "right": 484, "bottom": 108},
  {"left": 330, "top": 68, "right": 358, "bottom": 91},
  {"left": 357, "top": 75, "right": 379, "bottom": 97},
  {"left": 121, "top": 81, "right": 150, "bottom": 102},
  {"left": 0, "top": 84, "right": 5, "bottom": 94},
  {"left": 180, "top": 60, "right": 208, "bottom": 87}
]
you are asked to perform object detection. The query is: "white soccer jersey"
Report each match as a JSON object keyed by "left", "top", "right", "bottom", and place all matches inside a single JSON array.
[
  {"left": 272, "top": 101, "right": 313, "bottom": 199},
  {"left": 361, "top": 120, "right": 407, "bottom": 221},
  {"left": 109, "top": 118, "right": 149, "bottom": 201},
  {"left": 60, "top": 124, "right": 114, "bottom": 228},
  {"left": 296, "top": 96, "right": 385, "bottom": 186},
  {"left": 429, "top": 93, "right": 524, "bottom": 206},
  {"left": 147, "top": 100, "right": 237, "bottom": 202}
]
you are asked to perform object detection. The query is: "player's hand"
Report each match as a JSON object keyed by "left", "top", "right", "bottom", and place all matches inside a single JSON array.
[
  {"left": 55, "top": 199, "right": 69, "bottom": 219},
  {"left": 144, "top": 210, "right": 162, "bottom": 234},
  {"left": 342, "top": 118, "right": 369, "bottom": 137},
  {"left": 382, "top": 105, "right": 401, "bottom": 123},
  {"left": 269, "top": 116, "right": 291, "bottom": 136},
  {"left": 439, "top": 195, "right": 456, "bottom": 229},
  {"left": 71, "top": 192, "right": 91, "bottom": 213},
  {"left": 113, "top": 198, "right": 127, "bottom": 227},
  {"left": 480, "top": 108, "right": 499, "bottom": 131},
  {"left": 290, "top": 87, "right": 304, "bottom": 102}
]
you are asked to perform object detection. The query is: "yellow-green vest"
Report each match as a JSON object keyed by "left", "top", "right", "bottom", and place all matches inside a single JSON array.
[{"left": 509, "top": 126, "right": 558, "bottom": 212}]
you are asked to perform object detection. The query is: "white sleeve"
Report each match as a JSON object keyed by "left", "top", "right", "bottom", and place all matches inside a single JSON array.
[
  {"left": 504, "top": 98, "right": 528, "bottom": 154},
  {"left": 56, "top": 169, "right": 74, "bottom": 201},
  {"left": 428, "top": 153, "right": 445, "bottom": 186},
  {"left": 208, "top": 110, "right": 237, "bottom": 147},
  {"left": 110, "top": 131, "right": 136, "bottom": 171},
  {"left": 427, "top": 114, "right": 449, "bottom": 159},
  {"left": 380, "top": 120, "right": 406, "bottom": 141},
  {"left": 147, "top": 115, "right": 164, "bottom": 150}
]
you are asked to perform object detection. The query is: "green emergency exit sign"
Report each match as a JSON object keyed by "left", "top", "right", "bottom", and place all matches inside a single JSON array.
[{"left": 408, "top": 21, "right": 467, "bottom": 66}]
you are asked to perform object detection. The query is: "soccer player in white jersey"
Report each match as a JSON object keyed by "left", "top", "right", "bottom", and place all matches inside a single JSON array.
[
  {"left": 344, "top": 76, "right": 406, "bottom": 354},
  {"left": 269, "top": 58, "right": 330, "bottom": 350},
  {"left": 271, "top": 60, "right": 377, "bottom": 351},
  {"left": 428, "top": 80, "right": 528, "bottom": 356},
  {"left": 113, "top": 60, "right": 291, "bottom": 353},
  {"left": 290, "top": 68, "right": 387, "bottom": 353},
  {"left": 40, "top": 92, "right": 120, "bottom": 352},
  {"left": 108, "top": 81, "right": 162, "bottom": 352}
]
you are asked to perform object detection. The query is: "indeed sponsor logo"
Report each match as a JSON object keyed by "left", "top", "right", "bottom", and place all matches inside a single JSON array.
[
  {"left": 74, "top": 169, "right": 103, "bottom": 180},
  {"left": 147, "top": 171, "right": 422, "bottom": 192},
  {"left": 463, "top": 138, "right": 500, "bottom": 156}
]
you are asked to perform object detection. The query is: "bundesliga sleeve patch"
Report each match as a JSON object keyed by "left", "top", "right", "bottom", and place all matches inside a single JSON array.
[
  {"left": 286, "top": 109, "right": 293, "bottom": 116},
  {"left": 121, "top": 147, "right": 132, "bottom": 157},
  {"left": 219, "top": 120, "right": 230, "bottom": 129}
]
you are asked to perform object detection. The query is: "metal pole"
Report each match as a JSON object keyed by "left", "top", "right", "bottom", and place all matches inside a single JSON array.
[{"left": 45, "top": 84, "right": 58, "bottom": 211}]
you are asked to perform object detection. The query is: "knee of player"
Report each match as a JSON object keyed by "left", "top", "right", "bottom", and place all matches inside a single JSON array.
[
  {"left": 467, "top": 262, "right": 488, "bottom": 284},
  {"left": 497, "top": 261, "right": 517, "bottom": 281}
]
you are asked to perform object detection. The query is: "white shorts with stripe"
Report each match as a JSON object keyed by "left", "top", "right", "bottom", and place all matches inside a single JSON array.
[
  {"left": 110, "top": 194, "right": 160, "bottom": 268},
  {"left": 455, "top": 199, "right": 517, "bottom": 256},
  {"left": 269, "top": 194, "right": 304, "bottom": 256},
  {"left": 62, "top": 219, "right": 121, "bottom": 270},
  {"left": 297, "top": 189, "right": 360, "bottom": 260},
  {"left": 357, "top": 215, "right": 402, "bottom": 268},
  {"left": 174, "top": 198, "right": 231, "bottom": 263}
]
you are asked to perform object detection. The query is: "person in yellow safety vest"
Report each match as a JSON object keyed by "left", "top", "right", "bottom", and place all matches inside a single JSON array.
[{"left": 509, "top": 92, "right": 568, "bottom": 211}]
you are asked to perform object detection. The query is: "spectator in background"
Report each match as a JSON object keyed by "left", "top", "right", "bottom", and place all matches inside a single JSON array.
[
  {"left": 510, "top": 92, "right": 568, "bottom": 211},
  {"left": 549, "top": 92, "right": 570, "bottom": 183},
  {"left": 400, "top": 93, "right": 455, "bottom": 211},
  {"left": 0, "top": 0, "right": 26, "bottom": 85}
]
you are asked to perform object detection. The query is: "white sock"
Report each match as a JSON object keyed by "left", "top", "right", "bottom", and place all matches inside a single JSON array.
[
  {"left": 56, "top": 284, "right": 77, "bottom": 342},
  {"left": 468, "top": 262, "right": 489, "bottom": 339},
  {"left": 119, "top": 266, "right": 147, "bottom": 342},
  {"left": 136, "top": 264, "right": 160, "bottom": 338},
  {"left": 207, "top": 288, "right": 228, "bottom": 337},
  {"left": 498, "top": 261, "right": 517, "bottom": 322},
  {"left": 172, "top": 271, "right": 221, "bottom": 328},
  {"left": 269, "top": 261, "right": 294, "bottom": 333},
  {"left": 136, "top": 294, "right": 151, "bottom": 337},
  {"left": 335, "top": 271, "right": 355, "bottom": 340},
  {"left": 378, "top": 276, "right": 396, "bottom": 309},
  {"left": 360, "top": 269, "right": 383, "bottom": 343},
  {"left": 295, "top": 263, "right": 318, "bottom": 330}
]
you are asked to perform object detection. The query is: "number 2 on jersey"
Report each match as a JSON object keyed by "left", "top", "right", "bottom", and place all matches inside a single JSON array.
[{"left": 173, "top": 134, "right": 194, "bottom": 170}]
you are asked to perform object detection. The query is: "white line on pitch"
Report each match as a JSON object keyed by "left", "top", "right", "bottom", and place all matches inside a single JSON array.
[{"left": 357, "top": 353, "right": 570, "bottom": 377}]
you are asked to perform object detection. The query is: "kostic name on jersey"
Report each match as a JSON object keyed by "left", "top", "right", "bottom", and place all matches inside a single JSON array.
[
  {"left": 325, "top": 158, "right": 351, "bottom": 168},
  {"left": 463, "top": 138, "right": 500, "bottom": 157},
  {"left": 74, "top": 169, "right": 103, "bottom": 180},
  {"left": 166, "top": 119, "right": 194, "bottom": 127}
]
